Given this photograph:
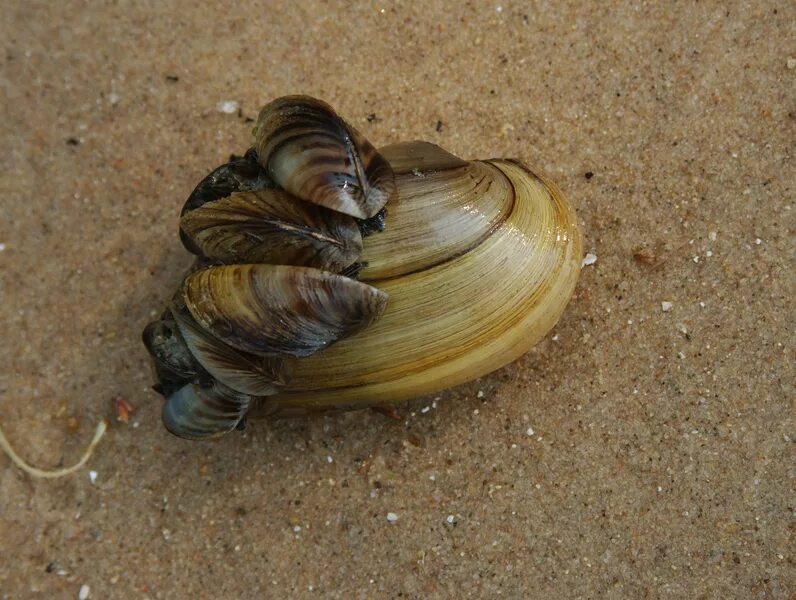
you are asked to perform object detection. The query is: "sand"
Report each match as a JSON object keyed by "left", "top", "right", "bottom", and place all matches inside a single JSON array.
[{"left": 1, "top": 1, "right": 793, "bottom": 598}]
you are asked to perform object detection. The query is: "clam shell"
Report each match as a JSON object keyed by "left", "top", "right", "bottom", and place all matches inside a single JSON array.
[
  {"left": 182, "top": 264, "right": 389, "bottom": 358},
  {"left": 179, "top": 189, "right": 363, "bottom": 272},
  {"left": 253, "top": 96, "right": 395, "bottom": 219},
  {"left": 255, "top": 142, "right": 582, "bottom": 415}
]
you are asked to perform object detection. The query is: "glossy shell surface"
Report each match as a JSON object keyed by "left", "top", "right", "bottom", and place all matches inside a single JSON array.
[{"left": 255, "top": 141, "right": 582, "bottom": 416}]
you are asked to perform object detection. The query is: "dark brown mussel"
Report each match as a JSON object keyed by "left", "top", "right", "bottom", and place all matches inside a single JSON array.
[
  {"left": 253, "top": 96, "right": 395, "bottom": 219},
  {"left": 181, "top": 264, "right": 388, "bottom": 358},
  {"left": 179, "top": 189, "right": 363, "bottom": 272},
  {"left": 170, "top": 298, "right": 288, "bottom": 397},
  {"left": 162, "top": 380, "right": 251, "bottom": 440}
]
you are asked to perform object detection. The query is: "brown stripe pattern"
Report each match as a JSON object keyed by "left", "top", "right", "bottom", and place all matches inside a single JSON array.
[
  {"left": 182, "top": 264, "right": 388, "bottom": 358},
  {"left": 253, "top": 96, "right": 395, "bottom": 219},
  {"left": 179, "top": 189, "right": 363, "bottom": 272}
]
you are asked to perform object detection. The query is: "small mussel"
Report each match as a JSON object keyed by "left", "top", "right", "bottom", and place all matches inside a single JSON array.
[{"left": 143, "top": 95, "right": 582, "bottom": 440}]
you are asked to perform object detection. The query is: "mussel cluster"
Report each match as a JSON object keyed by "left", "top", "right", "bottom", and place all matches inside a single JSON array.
[{"left": 144, "top": 96, "right": 582, "bottom": 440}]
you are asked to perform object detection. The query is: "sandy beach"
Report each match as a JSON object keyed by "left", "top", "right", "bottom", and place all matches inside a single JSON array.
[{"left": 1, "top": 1, "right": 793, "bottom": 597}]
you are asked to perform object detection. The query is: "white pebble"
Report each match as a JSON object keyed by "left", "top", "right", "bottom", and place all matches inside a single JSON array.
[
  {"left": 326, "top": 455, "right": 333, "bottom": 463},
  {"left": 705, "top": 250, "right": 713, "bottom": 257},
  {"left": 661, "top": 301, "right": 673, "bottom": 312},
  {"left": 420, "top": 406, "right": 430, "bottom": 413},
  {"left": 78, "top": 584, "right": 90, "bottom": 600},
  {"left": 88, "top": 471, "right": 97, "bottom": 484},
  {"left": 581, "top": 252, "right": 597, "bottom": 267},
  {"left": 709, "top": 231, "right": 717, "bottom": 241},
  {"left": 293, "top": 525, "right": 301, "bottom": 533},
  {"left": 217, "top": 100, "right": 239, "bottom": 114},
  {"left": 386, "top": 512, "right": 399, "bottom": 523},
  {"left": 476, "top": 390, "right": 485, "bottom": 399},
  {"left": 446, "top": 515, "right": 455, "bottom": 524},
  {"left": 108, "top": 92, "right": 119, "bottom": 105},
  {"left": 526, "top": 427, "right": 535, "bottom": 437},
  {"left": 0, "top": 243, "right": 5, "bottom": 252},
  {"left": 787, "top": 57, "right": 796, "bottom": 69},
  {"left": 692, "top": 256, "right": 700, "bottom": 263},
  {"left": 755, "top": 238, "right": 762, "bottom": 245}
]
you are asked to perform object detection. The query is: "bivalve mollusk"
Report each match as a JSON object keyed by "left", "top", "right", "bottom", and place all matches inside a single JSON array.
[{"left": 143, "top": 95, "right": 582, "bottom": 440}]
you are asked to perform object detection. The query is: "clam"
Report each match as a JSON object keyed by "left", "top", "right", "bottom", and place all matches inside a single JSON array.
[{"left": 144, "top": 96, "right": 582, "bottom": 439}]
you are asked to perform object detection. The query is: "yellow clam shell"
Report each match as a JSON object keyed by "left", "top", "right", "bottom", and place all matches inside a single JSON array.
[{"left": 255, "top": 141, "right": 582, "bottom": 416}]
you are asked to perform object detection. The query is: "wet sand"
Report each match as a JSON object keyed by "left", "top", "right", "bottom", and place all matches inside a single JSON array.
[{"left": 1, "top": 1, "right": 793, "bottom": 598}]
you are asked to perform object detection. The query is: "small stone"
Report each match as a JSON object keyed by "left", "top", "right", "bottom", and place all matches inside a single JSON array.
[
  {"left": 78, "top": 584, "right": 90, "bottom": 600},
  {"left": 114, "top": 397, "right": 134, "bottom": 423},
  {"left": 709, "top": 231, "right": 717, "bottom": 241},
  {"left": 217, "top": 100, "right": 239, "bottom": 114},
  {"left": 386, "top": 512, "right": 399, "bottom": 523},
  {"left": 88, "top": 471, "right": 98, "bottom": 484},
  {"left": 581, "top": 252, "right": 597, "bottom": 267},
  {"left": 66, "top": 416, "right": 80, "bottom": 434},
  {"left": 293, "top": 525, "right": 302, "bottom": 533},
  {"left": 526, "top": 427, "right": 535, "bottom": 437},
  {"left": 476, "top": 390, "right": 485, "bottom": 399},
  {"left": 446, "top": 515, "right": 455, "bottom": 524},
  {"left": 0, "top": 243, "right": 6, "bottom": 252},
  {"left": 755, "top": 238, "right": 762, "bottom": 245},
  {"left": 661, "top": 301, "right": 673, "bottom": 312},
  {"left": 787, "top": 57, "right": 796, "bottom": 69}
]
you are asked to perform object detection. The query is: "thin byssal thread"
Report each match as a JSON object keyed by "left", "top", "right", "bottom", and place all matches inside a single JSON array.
[{"left": 0, "top": 419, "right": 107, "bottom": 478}]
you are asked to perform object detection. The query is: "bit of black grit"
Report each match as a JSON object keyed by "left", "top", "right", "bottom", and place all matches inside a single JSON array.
[
  {"left": 436, "top": 120, "right": 444, "bottom": 132},
  {"left": 366, "top": 113, "right": 379, "bottom": 123},
  {"left": 357, "top": 208, "right": 387, "bottom": 237},
  {"left": 585, "top": 171, "right": 594, "bottom": 180},
  {"left": 165, "top": 74, "right": 179, "bottom": 82},
  {"left": 66, "top": 137, "right": 80, "bottom": 145}
]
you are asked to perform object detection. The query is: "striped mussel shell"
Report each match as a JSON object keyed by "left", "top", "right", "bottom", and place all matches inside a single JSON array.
[
  {"left": 143, "top": 96, "right": 581, "bottom": 439},
  {"left": 252, "top": 95, "right": 396, "bottom": 219}
]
